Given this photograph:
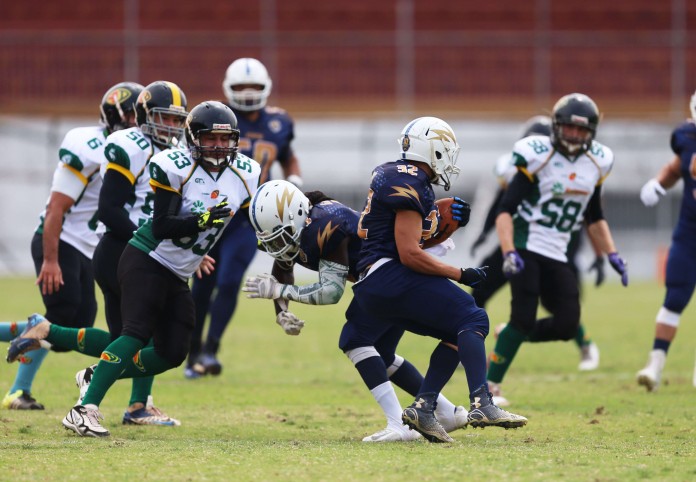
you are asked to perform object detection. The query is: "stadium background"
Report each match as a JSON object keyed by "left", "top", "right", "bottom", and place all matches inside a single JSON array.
[{"left": 1, "top": 0, "right": 695, "bottom": 278}]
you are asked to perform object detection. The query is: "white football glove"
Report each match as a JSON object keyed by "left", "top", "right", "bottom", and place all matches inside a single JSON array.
[
  {"left": 243, "top": 274, "right": 282, "bottom": 299},
  {"left": 276, "top": 311, "right": 305, "bottom": 336},
  {"left": 640, "top": 178, "right": 666, "bottom": 207}
]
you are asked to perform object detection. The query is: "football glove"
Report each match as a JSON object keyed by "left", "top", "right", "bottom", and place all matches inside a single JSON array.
[
  {"left": 608, "top": 252, "right": 629, "bottom": 287},
  {"left": 276, "top": 310, "right": 305, "bottom": 336},
  {"left": 640, "top": 179, "right": 666, "bottom": 207},
  {"left": 459, "top": 266, "right": 489, "bottom": 287},
  {"left": 243, "top": 274, "right": 282, "bottom": 299},
  {"left": 588, "top": 255, "right": 606, "bottom": 287},
  {"left": 502, "top": 250, "right": 525, "bottom": 278},
  {"left": 451, "top": 196, "right": 471, "bottom": 227},
  {"left": 197, "top": 201, "right": 231, "bottom": 230}
]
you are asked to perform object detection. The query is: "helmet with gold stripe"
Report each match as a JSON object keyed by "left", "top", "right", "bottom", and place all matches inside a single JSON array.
[{"left": 136, "top": 80, "right": 188, "bottom": 148}]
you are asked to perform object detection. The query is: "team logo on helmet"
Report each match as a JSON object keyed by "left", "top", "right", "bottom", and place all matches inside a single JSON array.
[
  {"left": 107, "top": 87, "right": 133, "bottom": 106},
  {"left": 138, "top": 90, "right": 152, "bottom": 103},
  {"left": 401, "top": 135, "right": 410, "bottom": 152}
]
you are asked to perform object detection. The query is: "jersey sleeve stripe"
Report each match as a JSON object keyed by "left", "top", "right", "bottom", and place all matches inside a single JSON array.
[
  {"left": 106, "top": 163, "right": 136, "bottom": 184},
  {"left": 149, "top": 178, "right": 179, "bottom": 194},
  {"left": 62, "top": 164, "right": 88, "bottom": 185}
]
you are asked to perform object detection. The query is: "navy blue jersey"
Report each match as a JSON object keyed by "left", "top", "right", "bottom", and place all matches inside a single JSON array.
[
  {"left": 670, "top": 121, "right": 696, "bottom": 235},
  {"left": 356, "top": 161, "right": 438, "bottom": 273},
  {"left": 232, "top": 105, "right": 295, "bottom": 184},
  {"left": 297, "top": 200, "right": 362, "bottom": 280}
]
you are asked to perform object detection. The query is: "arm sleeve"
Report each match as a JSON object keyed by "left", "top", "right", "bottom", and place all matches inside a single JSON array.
[
  {"left": 497, "top": 171, "right": 535, "bottom": 215},
  {"left": 151, "top": 187, "right": 200, "bottom": 240},
  {"left": 98, "top": 169, "right": 138, "bottom": 241},
  {"left": 584, "top": 185, "right": 605, "bottom": 224},
  {"left": 278, "top": 259, "right": 349, "bottom": 305}
]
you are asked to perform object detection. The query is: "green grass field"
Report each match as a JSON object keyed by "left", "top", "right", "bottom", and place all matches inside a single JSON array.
[{"left": 1, "top": 276, "right": 695, "bottom": 481}]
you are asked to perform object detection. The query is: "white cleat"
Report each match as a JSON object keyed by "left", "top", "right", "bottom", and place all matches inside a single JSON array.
[
  {"left": 362, "top": 425, "right": 422, "bottom": 442},
  {"left": 62, "top": 405, "right": 110, "bottom": 437},
  {"left": 75, "top": 364, "right": 97, "bottom": 405},
  {"left": 637, "top": 349, "right": 666, "bottom": 392},
  {"left": 437, "top": 405, "right": 469, "bottom": 432},
  {"left": 578, "top": 342, "right": 600, "bottom": 371}
]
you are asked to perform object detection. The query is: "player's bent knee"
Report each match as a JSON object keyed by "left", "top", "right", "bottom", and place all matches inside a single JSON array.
[{"left": 459, "top": 309, "right": 490, "bottom": 338}]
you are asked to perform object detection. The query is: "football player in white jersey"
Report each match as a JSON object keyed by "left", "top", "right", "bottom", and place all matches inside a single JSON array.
[
  {"left": 1, "top": 82, "right": 140, "bottom": 411},
  {"left": 55, "top": 100, "right": 260, "bottom": 437},
  {"left": 486, "top": 94, "right": 629, "bottom": 405},
  {"left": 7, "top": 81, "right": 189, "bottom": 425},
  {"left": 469, "top": 116, "right": 604, "bottom": 374}
]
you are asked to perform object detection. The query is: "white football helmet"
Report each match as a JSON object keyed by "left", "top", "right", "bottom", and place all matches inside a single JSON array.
[
  {"left": 222, "top": 58, "right": 273, "bottom": 112},
  {"left": 249, "top": 180, "right": 310, "bottom": 262},
  {"left": 398, "top": 117, "right": 461, "bottom": 191},
  {"left": 690, "top": 90, "right": 696, "bottom": 120}
]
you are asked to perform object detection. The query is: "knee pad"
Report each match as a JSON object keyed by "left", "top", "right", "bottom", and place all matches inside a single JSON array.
[
  {"left": 344, "top": 346, "right": 380, "bottom": 366},
  {"left": 656, "top": 306, "right": 680, "bottom": 328},
  {"left": 386, "top": 354, "right": 404, "bottom": 377}
]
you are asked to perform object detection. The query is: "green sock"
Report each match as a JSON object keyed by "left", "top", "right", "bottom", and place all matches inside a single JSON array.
[
  {"left": 129, "top": 377, "right": 155, "bottom": 406},
  {"left": 119, "top": 346, "right": 177, "bottom": 380},
  {"left": 82, "top": 335, "right": 144, "bottom": 407},
  {"left": 574, "top": 324, "right": 590, "bottom": 349},
  {"left": 47, "top": 325, "right": 112, "bottom": 357},
  {"left": 487, "top": 324, "right": 527, "bottom": 383}
]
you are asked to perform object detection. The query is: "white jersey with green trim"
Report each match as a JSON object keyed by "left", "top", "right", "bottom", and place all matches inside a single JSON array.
[
  {"left": 102, "top": 127, "right": 162, "bottom": 229},
  {"left": 130, "top": 149, "right": 260, "bottom": 280},
  {"left": 511, "top": 135, "right": 614, "bottom": 262},
  {"left": 37, "top": 125, "right": 107, "bottom": 259}
]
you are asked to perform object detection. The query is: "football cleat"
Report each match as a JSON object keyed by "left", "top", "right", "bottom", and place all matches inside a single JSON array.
[
  {"left": 75, "top": 364, "right": 97, "bottom": 405},
  {"left": 2, "top": 389, "right": 44, "bottom": 410},
  {"left": 6, "top": 313, "right": 52, "bottom": 363},
  {"left": 362, "top": 426, "right": 422, "bottom": 442},
  {"left": 637, "top": 349, "right": 666, "bottom": 392},
  {"left": 467, "top": 384, "right": 527, "bottom": 429},
  {"left": 436, "top": 405, "right": 469, "bottom": 433},
  {"left": 578, "top": 342, "right": 600, "bottom": 371},
  {"left": 401, "top": 395, "right": 454, "bottom": 443},
  {"left": 184, "top": 366, "right": 202, "bottom": 379},
  {"left": 487, "top": 381, "right": 510, "bottom": 407},
  {"left": 123, "top": 396, "right": 181, "bottom": 426},
  {"left": 192, "top": 352, "right": 222, "bottom": 376},
  {"left": 62, "top": 405, "right": 110, "bottom": 437}
]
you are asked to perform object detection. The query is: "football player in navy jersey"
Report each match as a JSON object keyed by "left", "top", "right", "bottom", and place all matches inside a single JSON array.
[
  {"left": 187, "top": 58, "right": 303, "bottom": 378},
  {"left": 636, "top": 91, "right": 696, "bottom": 392},
  {"left": 351, "top": 117, "right": 527, "bottom": 442},
  {"left": 243, "top": 180, "right": 468, "bottom": 442}
]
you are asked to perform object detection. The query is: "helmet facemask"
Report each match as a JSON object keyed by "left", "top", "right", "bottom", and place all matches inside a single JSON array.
[
  {"left": 553, "top": 123, "right": 594, "bottom": 155},
  {"left": 141, "top": 107, "right": 188, "bottom": 149},
  {"left": 189, "top": 129, "right": 240, "bottom": 170}
]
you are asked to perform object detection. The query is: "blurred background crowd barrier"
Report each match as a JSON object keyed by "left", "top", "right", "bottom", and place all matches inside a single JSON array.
[{"left": 1, "top": 0, "right": 695, "bottom": 278}]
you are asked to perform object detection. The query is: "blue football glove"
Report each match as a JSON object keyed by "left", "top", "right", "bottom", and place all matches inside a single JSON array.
[
  {"left": 459, "top": 266, "right": 489, "bottom": 287},
  {"left": 608, "top": 252, "right": 628, "bottom": 287},
  {"left": 502, "top": 250, "right": 525, "bottom": 278},
  {"left": 451, "top": 197, "right": 471, "bottom": 227}
]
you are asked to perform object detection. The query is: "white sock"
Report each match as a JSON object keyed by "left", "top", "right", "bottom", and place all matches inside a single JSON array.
[
  {"left": 371, "top": 381, "right": 403, "bottom": 428},
  {"left": 435, "top": 394, "right": 456, "bottom": 422}
]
